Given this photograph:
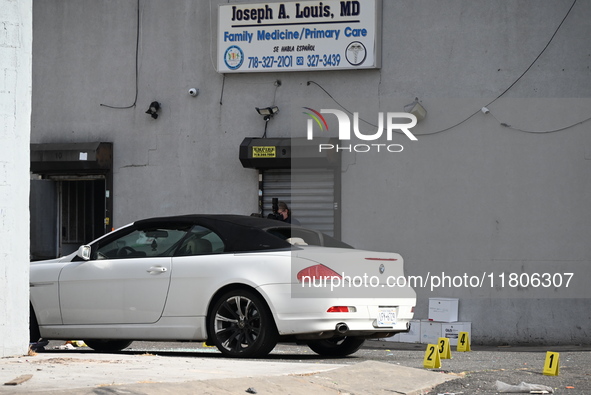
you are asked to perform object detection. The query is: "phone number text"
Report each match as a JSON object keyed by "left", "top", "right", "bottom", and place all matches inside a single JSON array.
[{"left": 247, "top": 54, "right": 341, "bottom": 69}]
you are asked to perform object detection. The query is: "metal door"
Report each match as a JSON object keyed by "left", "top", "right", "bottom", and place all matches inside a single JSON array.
[
  {"left": 58, "top": 179, "right": 106, "bottom": 256},
  {"left": 30, "top": 179, "right": 58, "bottom": 260},
  {"left": 262, "top": 168, "right": 341, "bottom": 237}
]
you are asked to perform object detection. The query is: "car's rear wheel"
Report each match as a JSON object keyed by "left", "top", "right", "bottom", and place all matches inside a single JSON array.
[
  {"left": 83, "top": 340, "right": 133, "bottom": 352},
  {"left": 208, "top": 289, "right": 278, "bottom": 358},
  {"left": 307, "top": 336, "right": 365, "bottom": 357}
]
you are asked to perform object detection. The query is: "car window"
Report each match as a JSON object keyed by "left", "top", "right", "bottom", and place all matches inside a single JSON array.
[
  {"left": 266, "top": 227, "right": 322, "bottom": 246},
  {"left": 174, "top": 225, "right": 225, "bottom": 256},
  {"left": 94, "top": 227, "right": 189, "bottom": 259},
  {"left": 265, "top": 226, "right": 353, "bottom": 248}
]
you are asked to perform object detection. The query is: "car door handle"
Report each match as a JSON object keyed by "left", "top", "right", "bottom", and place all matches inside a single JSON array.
[{"left": 147, "top": 266, "right": 168, "bottom": 274}]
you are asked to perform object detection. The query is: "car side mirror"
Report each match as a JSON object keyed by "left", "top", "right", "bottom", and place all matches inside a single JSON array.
[{"left": 77, "top": 245, "right": 92, "bottom": 261}]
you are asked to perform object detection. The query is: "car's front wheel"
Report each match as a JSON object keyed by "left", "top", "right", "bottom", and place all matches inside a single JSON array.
[
  {"left": 307, "top": 336, "right": 365, "bottom": 357},
  {"left": 208, "top": 289, "right": 278, "bottom": 358},
  {"left": 83, "top": 340, "right": 133, "bottom": 352},
  {"left": 29, "top": 305, "right": 41, "bottom": 343}
]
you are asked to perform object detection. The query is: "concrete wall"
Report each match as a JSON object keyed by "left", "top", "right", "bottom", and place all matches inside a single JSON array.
[
  {"left": 334, "top": 1, "right": 591, "bottom": 345},
  {"left": 32, "top": 0, "right": 261, "bottom": 224},
  {"left": 30, "top": 0, "right": 591, "bottom": 344},
  {"left": 0, "top": 0, "right": 32, "bottom": 357}
]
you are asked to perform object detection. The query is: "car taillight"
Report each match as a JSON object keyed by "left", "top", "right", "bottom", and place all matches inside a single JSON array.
[
  {"left": 297, "top": 264, "right": 342, "bottom": 282},
  {"left": 411, "top": 306, "right": 415, "bottom": 313},
  {"left": 327, "top": 306, "right": 357, "bottom": 313}
]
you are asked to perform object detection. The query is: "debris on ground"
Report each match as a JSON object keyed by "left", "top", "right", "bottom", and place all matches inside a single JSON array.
[
  {"left": 496, "top": 380, "right": 554, "bottom": 393},
  {"left": 65, "top": 340, "right": 86, "bottom": 347},
  {"left": 53, "top": 343, "right": 75, "bottom": 350},
  {"left": 4, "top": 374, "right": 33, "bottom": 386},
  {"left": 29, "top": 340, "right": 49, "bottom": 352}
]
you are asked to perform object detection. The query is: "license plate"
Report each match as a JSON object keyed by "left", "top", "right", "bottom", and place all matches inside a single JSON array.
[{"left": 377, "top": 308, "right": 397, "bottom": 327}]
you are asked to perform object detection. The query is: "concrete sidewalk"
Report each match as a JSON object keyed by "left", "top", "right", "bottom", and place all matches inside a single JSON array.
[{"left": 0, "top": 351, "right": 455, "bottom": 394}]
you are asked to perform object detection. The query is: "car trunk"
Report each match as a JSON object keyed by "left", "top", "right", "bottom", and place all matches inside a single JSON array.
[{"left": 290, "top": 246, "right": 416, "bottom": 299}]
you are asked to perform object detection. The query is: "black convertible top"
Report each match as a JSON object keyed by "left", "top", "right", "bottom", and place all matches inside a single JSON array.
[
  {"left": 132, "top": 214, "right": 352, "bottom": 252},
  {"left": 135, "top": 214, "right": 285, "bottom": 228},
  {"left": 134, "top": 214, "right": 296, "bottom": 252}
]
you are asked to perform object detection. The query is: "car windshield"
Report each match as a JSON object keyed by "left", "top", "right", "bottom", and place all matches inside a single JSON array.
[{"left": 95, "top": 227, "right": 189, "bottom": 259}]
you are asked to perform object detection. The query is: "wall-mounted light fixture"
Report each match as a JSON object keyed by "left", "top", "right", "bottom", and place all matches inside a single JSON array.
[
  {"left": 404, "top": 98, "right": 427, "bottom": 122},
  {"left": 256, "top": 106, "right": 279, "bottom": 138},
  {"left": 256, "top": 106, "right": 279, "bottom": 122},
  {"left": 146, "top": 101, "right": 161, "bottom": 119}
]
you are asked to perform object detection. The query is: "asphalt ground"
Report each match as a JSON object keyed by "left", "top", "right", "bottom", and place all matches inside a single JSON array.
[
  {"left": 360, "top": 342, "right": 591, "bottom": 394},
  {"left": 2, "top": 340, "right": 590, "bottom": 394},
  {"left": 118, "top": 341, "right": 591, "bottom": 394}
]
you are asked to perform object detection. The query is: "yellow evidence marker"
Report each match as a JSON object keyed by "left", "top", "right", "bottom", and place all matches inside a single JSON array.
[
  {"left": 438, "top": 337, "right": 452, "bottom": 359},
  {"left": 456, "top": 331, "right": 471, "bottom": 352},
  {"left": 423, "top": 343, "right": 441, "bottom": 369},
  {"left": 543, "top": 351, "right": 560, "bottom": 376}
]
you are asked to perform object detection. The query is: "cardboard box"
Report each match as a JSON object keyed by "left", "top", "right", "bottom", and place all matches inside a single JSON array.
[
  {"left": 386, "top": 319, "right": 421, "bottom": 343},
  {"left": 441, "top": 322, "right": 471, "bottom": 346},
  {"left": 391, "top": 320, "right": 472, "bottom": 345},
  {"left": 420, "top": 320, "right": 442, "bottom": 344},
  {"left": 428, "top": 298, "right": 459, "bottom": 322}
]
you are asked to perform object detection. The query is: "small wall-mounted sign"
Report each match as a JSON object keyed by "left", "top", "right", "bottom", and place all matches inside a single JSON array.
[{"left": 252, "top": 146, "right": 276, "bottom": 158}]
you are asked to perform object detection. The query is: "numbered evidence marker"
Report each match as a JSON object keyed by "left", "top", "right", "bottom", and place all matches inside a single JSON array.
[
  {"left": 423, "top": 343, "right": 441, "bottom": 369},
  {"left": 438, "top": 337, "right": 452, "bottom": 359},
  {"left": 456, "top": 331, "right": 471, "bottom": 352},
  {"left": 543, "top": 351, "right": 560, "bottom": 376}
]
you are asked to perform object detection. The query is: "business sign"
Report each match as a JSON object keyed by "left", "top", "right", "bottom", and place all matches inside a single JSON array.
[
  {"left": 217, "top": 0, "right": 382, "bottom": 73},
  {"left": 252, "top": 146, "right": 277, "bottom": 157}
]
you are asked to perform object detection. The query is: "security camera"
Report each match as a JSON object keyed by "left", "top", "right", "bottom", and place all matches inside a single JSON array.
[
  {"left": 188, "top": 88, "right": 199, "bottom": 97},
  {"left": 481, "top": 107, "right": 490, "bottom": 114}
]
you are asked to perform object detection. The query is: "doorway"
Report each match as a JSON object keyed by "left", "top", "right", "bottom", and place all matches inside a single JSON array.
[
  {"left": 59, "top": 178, "right": 107, "bottom": 256},
  {"left": 262, "top": 168, "right": 341, "bottom": 238},
  {"left": 30, "top": 177, "right": 107, "bottom": 259},
  {"left": 30, "top": 142, "right": 113, "bottom": 260}
]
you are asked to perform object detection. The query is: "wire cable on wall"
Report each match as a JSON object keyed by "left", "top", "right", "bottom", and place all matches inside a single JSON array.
[
  {"left": 485, "top": 0, "right": 578, "bottom": 110},
  {"left": 212, "top": 0, "right": 231, "bottom": 105},
  {"left": 488, "top": 109, "right": 591, "bottom": 134},
  {"left": 100, "top": 0, "right": 140, "bottom": 109},
  {"left": 308, "top": 0, "right": 586, "bottom": 136}
]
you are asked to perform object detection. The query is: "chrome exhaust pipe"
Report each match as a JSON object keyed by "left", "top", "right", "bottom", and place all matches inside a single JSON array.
[{"left": 335, "top": 322, "right": 349, "bottom": 334}]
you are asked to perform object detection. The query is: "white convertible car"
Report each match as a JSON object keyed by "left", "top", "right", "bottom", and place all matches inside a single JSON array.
[{"left": 30, "top": 215, "right": 416, "bottom": 358}]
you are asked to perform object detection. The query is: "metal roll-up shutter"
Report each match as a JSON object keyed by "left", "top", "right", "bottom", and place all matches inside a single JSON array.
[{"left": 262, "top": 168, "right": 339, "bottom": 237}]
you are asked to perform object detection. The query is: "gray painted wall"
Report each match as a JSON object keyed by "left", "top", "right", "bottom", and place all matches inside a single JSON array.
[{"left": 31, "top": 0, "right": 591, "bottom": 344}]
